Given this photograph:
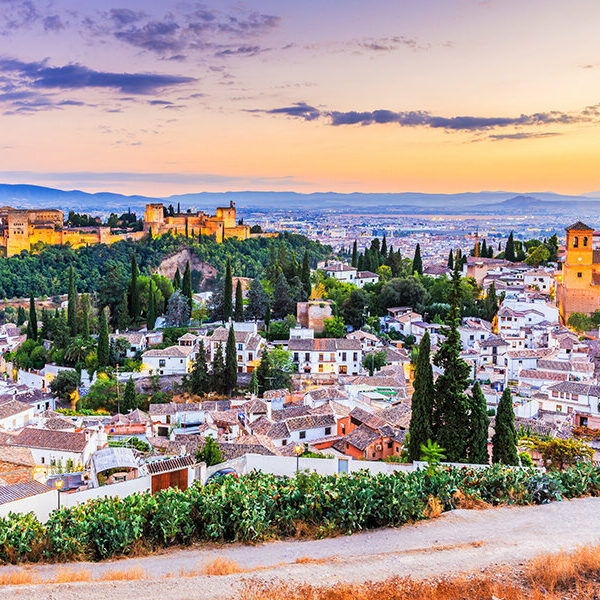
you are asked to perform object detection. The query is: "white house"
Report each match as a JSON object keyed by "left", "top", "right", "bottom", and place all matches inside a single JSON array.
[
  {"left": 354, "top": 271, "right": 380, "bottom": 288},
  {"left": 324, "top": 262, "right": 359, "bottom": 284},
  {"left": 523, "top": 270, "right": 554, "bottom": 294},
  {"left": 109, "top": 332, "right": 148, "bottom": 358},
  {"left": 0, "top": 400, "right": 35, "bottom": 431},
  {"left": 289, "top": 338, "right": 363, "bottom": 376},
  {"left": 544, "top": 381, "right": 600, "bottom": 415},
  {"left": 205, "top": 323, "right": 263, "bottom": 373},
  {"left": 141, "top": 345, "right": 197, "bottom": 375}
]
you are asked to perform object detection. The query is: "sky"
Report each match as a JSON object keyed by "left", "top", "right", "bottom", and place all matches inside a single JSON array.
[{"left": 1, "top": 0, "right": 600, "bottom": 196}]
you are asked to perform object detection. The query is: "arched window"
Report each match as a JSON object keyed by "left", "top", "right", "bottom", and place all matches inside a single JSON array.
[
  {"left": 584, "top": 236, "right": 589, "bottom": 247},
  {"left": 574, "top": 236, "right": 579, "bottom": 248}
]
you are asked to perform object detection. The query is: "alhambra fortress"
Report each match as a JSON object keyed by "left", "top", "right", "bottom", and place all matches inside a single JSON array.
[{"left": 0, "top": 201, "right": 256, "bottom": 257}]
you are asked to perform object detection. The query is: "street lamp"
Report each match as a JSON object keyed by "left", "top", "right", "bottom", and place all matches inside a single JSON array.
[
  {"left": 294, "top": 444, "right": 303, "bottom": 474},
  {"left": 55, "top": 479, "right": 64, "bottom": 510}
]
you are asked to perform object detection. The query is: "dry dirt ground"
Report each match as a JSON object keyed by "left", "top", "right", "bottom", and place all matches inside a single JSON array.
[{"left": 4, "top": 496, "right": 600, "bottom": 600}]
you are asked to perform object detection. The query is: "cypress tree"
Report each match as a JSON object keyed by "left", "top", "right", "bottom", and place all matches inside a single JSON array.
[
  {"left": 412, "top": 243, "right": 423, "bottom": 275},
  {"left": 128, "top": 253, "right": 140, "bottom": 321},
  {"left": 17, "top": 305, "right": 26, "bottom": 326},
  {"left": 67, "top": 265, "right": 77, "bottom": 337},
  {"left": 272, "top": 271, "right": 293, "bottom": 319},
  {"left": 468, "top": 382, "right": 490, "bottom": 464},
  {"left": 123, "top": 377, "right": 137, "bottom": 412},
  {"left": 116, "top": 294, "right": 130, "bottom": 332},
  {"left": 97, "top": 308, "right": 110, "bottom": 368},
  {"left": 267, "top": 245, "right": 278, "bottom": 285},
  {"left": 447, "top": 249, "right": 454, "bottom": 269},
  {"left": 187, "top": 341, "right": 209, "bottom": 396},
  {"left": 185, "top": 219, "right": 189, "bottom": 238},
  {"left": 357, "top": 253, "right": 365, "bottom": 271},
  {"left": 492, "top": 388, "right": 519, "bottom": 465},
  {"left": 432, "top": 263, "right": 471, "bottom": 462},
  {"left": 381, "top": 235, "right": 387, "bottom": 259},
  {"left": 82, "top": 299, "right": 90, "bottom": 339},
  {"left": 277, "top": 244, "right": 289, "bottom": 278},
  {"left": 173, "top": 267, "right": 181, "bottom": 290},
  {"left": 28, "top": 293, "right": 37, "bottom": 341},
  {"left": 177, "top": 201, "right": 181, "bottom": 214},
  {"left": 234, "top": 280, "right": 244, "bottom": 322},
  {"left": 147, "top": 282, "right": 157, "bottom": 329},
  {"left": 211, "top": 343, "right": 226, "bottom": 394},
  {"left": 255, "top": 348, "right": 271, "bottom": 396},
  {"left": 351, "top": 240, "right": 358, "bottom": 268},
  {"left": 182, "top": 260, "right": 193, "bottom": 309},
  {"left": 225, "top": 326, "right": 238, "bottom": 396},
  {"left": 505, "top": 232, "right": 515, "bottom": 262},
  {"left": 301, "top": 250, "right": 311, "bottom": 300},
  {"left": 481, "top": 239, "right": 488, "bottom": 258},
  {"left": 223, "top": 259, "right": 233, "bottom": 322},
  {"left": 407, "top": 332, "right": 434, "bottom": 461}
]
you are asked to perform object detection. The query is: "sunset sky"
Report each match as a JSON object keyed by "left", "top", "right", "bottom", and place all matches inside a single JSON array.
[{"left": 1, "top": 0, "right": 600, "bottom": 196}]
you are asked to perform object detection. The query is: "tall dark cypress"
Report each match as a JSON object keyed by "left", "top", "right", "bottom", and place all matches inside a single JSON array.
[
  {"left": 223, "top": 259, "right": 233, "bottom": 322},
  {"left": 381, "top": 235, "right": 387, "bottom": 259},
  {"left": 173, "top": 267, "right": 181, "bottom": 290},
  {"left": 129, "top": 253, "right": 140, "bottom": 321},
  {"left": 448, "top": 249, "right": 454, "bottom": 269},
  {"left": 67, "top": 265, "right": 77, "bottom": 337},
  {"left": 211, "top": 343, "right": 226, "bottom": 394},
  {"left": 407, "top": 332, "right": 434, "bottom": 461},
  {"left": 182, "top": 260, "right": 192, "bottom": 308},
  {"left": 468, "top": 382, "right": 490, "bottom": 464},
  {"left": 505, "top": 232, "right": 516, "bottom": 262},
  {"left": 492, "top": 388, "right": 519, "bottom": 465},
  {"left": 432, "top": 263, "right": 471, "bottom": 462},
  {"left": 97, "top": 308, "right": 110, "bottom": 368},
  {"left": 234, "top": 280, "right": 244, "bottom": 322},
  {"left": 188, "top": 341, "right": 209, "bottom": 396},
  {"left": 147, "top": 281, "right": 157, "bottom": 330},
  {"left": 82, "top": 299, "right": 90, "bottom": 339},
  {"left": 301, "top": 250, "right": 311, "bottom": 300},
  {"left": 225, "top": 326, "right": 238, "bottom": 396},
  {"left": 28, "top": 293, "right": 37, "bottom": 341},
  {"left": 481, "top": 239, "right": 488, "bottom": 258},
  {"left": 412, "top": 243, "right": 423, "bottom": 275},
  {"left": 351, "top": 240, "right": 358, "bottom": 268}
]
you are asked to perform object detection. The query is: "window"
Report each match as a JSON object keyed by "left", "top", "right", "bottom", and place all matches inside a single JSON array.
[
  {"left": 584, "top": 237, "right": 589, "bottom": 247},
  {"left": 387, "top": 441, "right": 393, "bottom": 449},
  {"left": 294, "top": 353, "right": 299, "bottom": 362},
  {"left": 578, "top": 272, "right": 583, "bottom": 278},
  {"left": 318, "top": 353, "right": 324, "bottom": 361},
  {"left": 556, "top": 405, "right": 562, "bottom": 412},
  {"left": 574, "top": 236, "right": 579, "bottom": 248},
  {"left": 237, "top": 343, "right": 243, "bottom": 351},
  {"left": 342, "top": 352, "right": 347, "bottom": 361},
  {"left": 159, "top": 359, "right": 166, "bottom": 367},
  {"left": 353, "top": 352, "right": 358, "bottom": 361},
  {"left": 282, "top": 439, "right": 287, "bottom": 446},
  {"left": 305, "top": 353, "right": 310, "bottom": 362},
  {"left": 341, "top": 423, "right": 346, "bottom": 433},
  {"left": 299, "top": 431, "right": 306, "bottom": 439},
  {"left": 339, "top": 365, "right": 347, "bottom": 374},
  {"left": 350, "top": 416, "right": 362, "bottom": 427},
  {"left": 325, "top": 427, "right": 331, "bottom": 435},
  {"left": 318, "top": 364, "right": 323, "bottom": 372}
]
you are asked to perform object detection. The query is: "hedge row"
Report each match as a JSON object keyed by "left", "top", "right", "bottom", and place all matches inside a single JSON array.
[{"left": 1, "top": 464, "right": 599, "bottom": 564}]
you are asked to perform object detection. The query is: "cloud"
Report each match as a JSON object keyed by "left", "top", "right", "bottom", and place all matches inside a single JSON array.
[
  {"left": 214, "top": 45, "right": 266, "bottom": 58},
  {"left": 254, "top": 102, "right": 594, "bottom": 133},
  {"left": 108, "top": 8, "right": 145, "bottom": 27},
  {"left": 0, "top": 57, "right": 196, "bottom": 94},
  {"left": 42, "top": 14, "right": 63, "bottom": 32},
  {"left": 488, "top": 131, "right": 562, "bottom": 141},
  {"left": 114, "top": 20, "right": 184, "bottom": 54},
  {"left": 0, "top": 0, "right": 39, "bottom": 33}
]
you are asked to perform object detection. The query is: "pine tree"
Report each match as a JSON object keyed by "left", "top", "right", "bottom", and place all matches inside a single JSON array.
[
  {"left": 97, "top": 308, "right": 110, "bottom": 368},
  {"left": 467, "top": 382, "right": 490, "bottom": 464},
  {"left": 211, "top": 343, "right": 226, "bottom": 394},
  {"left": 225, "top": 326, "right": 238, "bottom": 396},
  {"left": 234, "top": 280, "right": 244, "bottom": 322},
  {"left": 447, "top": 249, "right": 454, "bottom": 269},
  {"left": 147, "top": 281, "right": 157, "bottom": 329},
  {"left": 182, "top": 260, "right": 193, "bottom": 309},
  {"left": 412, "top": 243, "right": 423, "bottom": 275},
  {"left": 173, "top": 267, "right": 181, "bottom": 290},
  {"left": 381, "top": 235, "right": 387, "bottom": 259},
  {"left": 247, "top": 279, "right": 268, "bottom": 320},
  {"left": 187, "top": 341, "right": 209, "bottom": 396},
  {"left": 272, "top": 271, "right": 293, "bottom": 319},
  {"left": 505, "top": 232, "right": 515, "bottom": 262},
  {"left": 351, "top": 240, "right": 358, "bottom": 268},
  {"left": 123, "top": 377, "right": 137, "bottom": 412},
  {"left": 128, "top": 253, "right": 140, "bottom": 321},
  {"left": 301, "top": 251, "right": 311, "bottom": 300},
  {"left": 492, "top": 388, "right": 519, "bottom": 465},
  {"left": 432, "top": 263, "right": 471, "bottom": 462},
  {"left": 67, "top": 265, "right": 78, "bottom": 337},
  {"left": 28, "top": 293, "right": 37, "bottom": 341},
  {"left": 407, "top": 332, "right": 434, "bottom": 461},
  {"left": 222, "top": 259, "right": 233, "bottom": 322}
]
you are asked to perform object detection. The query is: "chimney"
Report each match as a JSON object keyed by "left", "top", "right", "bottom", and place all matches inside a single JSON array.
[{"left": 266, "top": 399, "right": 272, "bottom": 421}]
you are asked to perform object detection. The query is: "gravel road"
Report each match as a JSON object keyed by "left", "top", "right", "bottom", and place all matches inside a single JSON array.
[{"left": 4, "top": 496, "right": 600, "bottom": 600}]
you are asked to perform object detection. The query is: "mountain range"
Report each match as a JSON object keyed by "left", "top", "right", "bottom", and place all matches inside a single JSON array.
[{"left": 0, "top": 184, "right": 599, "bottom": 217}]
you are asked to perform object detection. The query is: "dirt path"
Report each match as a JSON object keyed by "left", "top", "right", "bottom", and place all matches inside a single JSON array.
[{"left": 4, "top": 496, "right": 600, "bottom": 599}]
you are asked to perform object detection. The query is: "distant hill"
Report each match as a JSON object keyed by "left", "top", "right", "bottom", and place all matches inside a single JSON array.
[{"left": 1, "top": 183, "right": 599, "bottom": 216}]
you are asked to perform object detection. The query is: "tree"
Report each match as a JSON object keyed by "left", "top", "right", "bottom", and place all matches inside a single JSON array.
[
  {"left": 351, "top": 240, "right": 358, "bottom": 268},
  {"left": 567, "top": 312, "right": 593, "bottom": 333},
  {"left": 482, "top": 281, "right": 499, "bottom": 322},
  {"left": 173, "top": 267, "right": 181, "bottom": 290},
  {"left": 211, "top": 343, "right": 226, "bottom": 394},
  {"left": 166, "top": 290, "right": 191, "bottom": 326},
  {"left": 67, "top": 265, "right": 78, "bottom": 337},
  {"left": 447, "top": 250, "right": 454, "bottom": 270},
  {"left": 234, "top": 280, "right": 244, "bottom": 322},
  {"left": 505, "top": 232, "right": 516, "bottom": 262},
  {"left": 407, "top": 332, "right": 434, "bottom": 462},
  {"left": 467, "top": 382, "right": 490, "bottom": 464},
  {"left": 116, "top": 293, "right": 130, "bottom": 331},
  {"left": 223, "top": 259, "right": 233, "bottom": 322},
  {"left": 378, "top": 277, "right": 429, "bottom": 312},
  {"left": 341, "top": 288, "right": 370, "bottom": 329},
  {"left": 492, "top": 388, "right": 519, "bottom": 465},
  {"left": 522, "top": 437, "right": 593, "bottom": 471},
  {"left": 147, "top": 281, "right": 157, "bottom": 329},
  {"left": 255, "top": 348, "right": 271, "bottom": 396},
  {"left": 80, "top": 294, "right": 90, "bottom": 339},
  {"left": 264, "top": 303, "right": 271, "bottom": 333},
  {"left": 122, "top": 377, "right": 138, "bottom": 412},
  {"left": 432, "top": 264, "right": 471, "bottom": 462},
  {"left": 272, "top": 271, "right": 294, "bottom": 319},
  {"left": 225, "top": 326, "right": 238, "bottom": 396},
  {"left": 97, "top": 308, "right": 110, "bottom": 368},
  {"left": 185, "top": 341, "right": 209, "bottom": 397},
  {"left": 128, "top": 253, "right": 141, "bottom": 321},
  {"left": 362, "top": 349, "right": 388, "bottom": 376},
  {"left": 16, "top": 305, "right": 26, "bottom": 326},
  {"left": 246, "top": 279, "right": 268, "bottom": 320},
  {"left": 323, "top": 315, "right": 346, "bottom": 338},
  {"left": 182, "top": 260, "right": 193, "bottom": 309},
  {"left": 412, "top": 243, "right": 423, "bottom": 275},
  {"left": 27, "top": 293, "right": 37, "bottom": 341},
  {"left": 49, "top": 369, "right": 80, "bottom": 401},
  {"left": 546, "top": 234, "right": 559, "bottom": 262},
  {"left": 301, "top": 251, "right": 311, "bottom": 300},
  {"left": 525, "top": 244, "right": 550, "bottom": 267},
  {"left": 195, "top": 436, "right": 223, "bottom": 467}
]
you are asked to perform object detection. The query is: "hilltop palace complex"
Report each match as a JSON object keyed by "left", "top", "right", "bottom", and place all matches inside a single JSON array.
[{"left": 0, "top": 201, "right": 253, "bottom": 257}]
